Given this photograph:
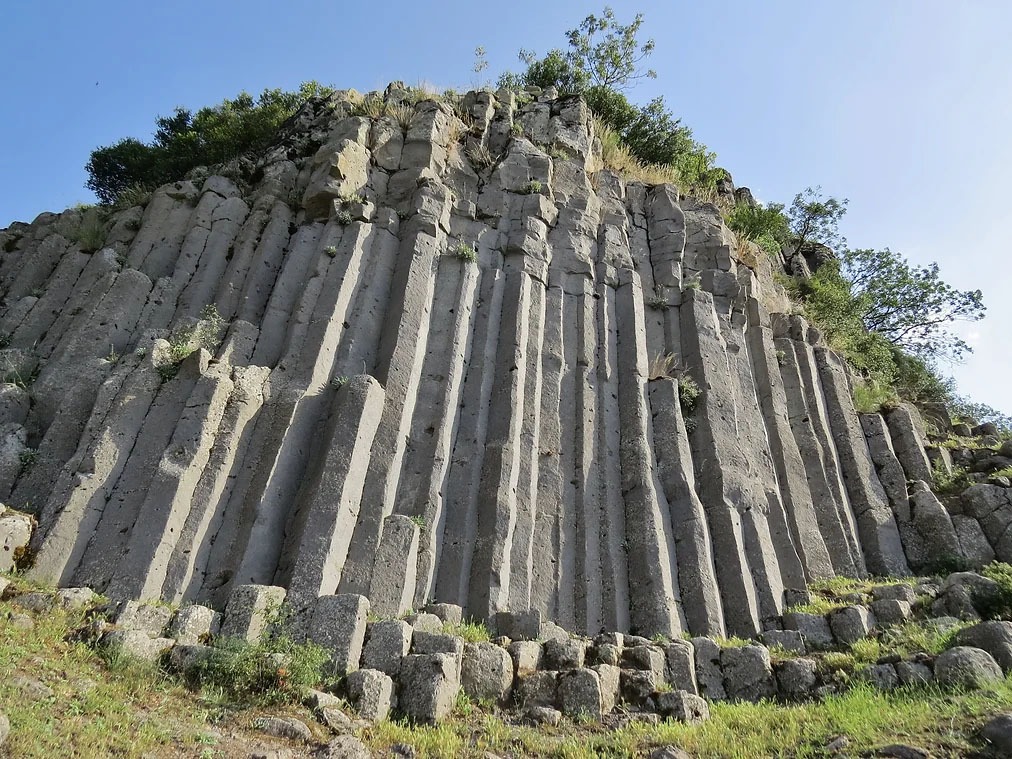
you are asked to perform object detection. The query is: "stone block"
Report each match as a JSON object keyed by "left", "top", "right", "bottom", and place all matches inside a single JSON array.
[
  {"left": 308, "top": 594, "right": 369, "bottom": 675},
  {"left": 109, "top": 600, "right": 173, "bottom": 638},
  {"left": 655, "top": 690, "right": 710, "bottom": 723},
  {"left": 167, "top": 643, "right": 212, "bottom": 676},
  {"left": 424, "top": 603, "right": 463, "bottom": 625},
  {"left": 508, "top": 640, "right": 542, "bottom": 676},
  {"left": 344, "top": 668, "right": 393, "bottom": 722},
  {"left": 55, "top": 587, "right": 97, "bottom": 610},
  {"left": 859, "top": 664, "right": 899, "bottom": 690},
  {"left": 516, "top": 671, "right": 558, "bottom": 708},
  {"left": 167, "top": 605, "right": 220, "bottom": 645},
  {"left": 935, "top": 646, "right": 1003, "bottom": 689},
  {"left": 542, "top": 638, "right": 587, "bottom": 670},
  {"left": 620, "top": 669, "right": 659, "bottom": 707},
  {"left": 404, "top": 612, "right": 443, "bottom": 633},
  {"left": 783, "top": 612, "right": 834, "bottom": 650},
  {"left": 218, "top": 584, "right": 285, "bottom": 643},
  {"left": 412, "top": 631, "right": 464, "bottom": 658},
  {"left": 870, "top": 599, "right": 911, "bottom": 628},
  {"left": 493, "top": 609, "right": 541, "bottom": 640},
  {"left": 559, "top": 668, "right": 604, "bottom": 719},
  {"left": 692, "top": 637, "right": 726, "bottom": 700},
  {"left": 774, "top": 658, "right": 817, "bottom": 699},
  {"left": 829, "top": 606, "right": 874, "bottom": 645},
  {"left": 623, "top": 645, "right": 665, "bottom": 674},
  {"left": 362, "top": 619, "right": 412, "bottom": 675},
  {"left": 461, "top": 642, "right": 513, "bottom": 702},
  {"left": 761, "top": 629, "right": 806, "bottom": 655},
  {"left": 721, "top": 645, "right": 774, "bottom": 702},
  {"left": 588, "top": 642, "right": 621, "bottom": 666},
  {"left": 896, "top": 661, "right": 933, "bottom": 686},
  {"left": 663, "top": 640, "right": 698, "bottom": 694},
  {"left": 955, "top": 621, "right": 1012, "bottom": 672},
  {"left": 398, "top": 653, "right": 459, "bottom": 723},
  {"left": 102, "top": 629, "right": 174, "bottom": 662},
  {"left": 592, "top": 663, "right": 621, "bottom": 712}
]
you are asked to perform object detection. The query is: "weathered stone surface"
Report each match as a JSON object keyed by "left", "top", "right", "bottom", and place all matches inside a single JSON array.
[
  {"left": 859, "top": 663, "right": 899, "bottom": 690},
  {"left": 558, "top": 668, "right": 604, "bottom": 719},
  {"left": 542, "top": 638, "right": 587, "bottom": 670},
  {"left": 460, "top": 642, "right": 512, "bottom": 702},
  {"left": 783, "top": 612, "right": 834, "bottom": 650},
  {"left": 219, "top": 585, "right": 285, "bottom": 643},
  {"left": 663, "top": 640, "right": 698, "bottom": 694},
  {"left": 101, "top": 629, "right": 174, "bottom": 662},
  {"left": 980, "top": 713, "right": 1012, "bottom": 756},
  {"left": 775, "top": 657, "right": 817, "bottom": 699},
  {"left": 362, "top": 619, "right": 412, "bottom": 676},
  {"left": 721, "top": 645, "right": 774, "bottom": 702},
  {"left": 954, "top": 621, "right": 1012, "bottom": 672},
  {"left": 0, "top": 510, "right": 32, "bottom": 572},
  {"left": 167, "top": 605, "right": 220, "bottom": 645},
  {"left": 167, "top": 643, "right": 212, "bottom": 675},
  {"left": 508, "top": 640, "right": 542, "bottom": 676},
  {"left": 829, "top": 606, "right": 874, "bottom": 646},
  {"left": 620, "top": 669, "right": 660, "bottom": 706},
  {"left": 493, "top": 609, "right": 541, "bottom": 641},
  {"left": 655, "top": 689, "right": 710, "bottom": 723},
  {"left": 895, "top": 661, "right": 932, "bottom": 686},
  {"left": 344, "top": 668, "right": 393, "bottom": 722},
  {"left": 109, "top": 600, "right": 173, "bottom": 638},
  {"left": 252, "top": 715, "right": 312, "bottom": 741},
  {"left": 424, "top": 603, "right": 463, "bottom": 625},
  {"left": 308, "top": 594, "right": 369, "bottom": 675},
  {"left": 870, "top": 599, "right": 911, "bottom": 628},
  {"left": 934, "top": 646, "right": 1003, "bottom": 689},
  {"left": 398, "top": 653, "right": 459, "bottom": 723},
  {"left": 317, "top": 735, "right": 372, "bottom": 759},
  {"left": 523, "top": 705, "right": 561, "bottom": 726},
  {"left": 692, "top": 637, "right": 726, "bottom": 700},
  {"left": 516, "top": 671, "right": 558, "bottom": 708},
  {"left": 761, "top": 629, "right": 806, "bottom": 654}
]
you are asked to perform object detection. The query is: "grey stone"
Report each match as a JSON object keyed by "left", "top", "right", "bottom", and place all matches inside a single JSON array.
[
  {"left": 460, "top": 642, "right": 512, "bottom": 702},
  {"left": 101, "top": 629, "right": 174, "bottom": 662},
  {"left": 308, "top": 594, "right": 369, "bottom": 675},
  {"left": 623, "top": 645, "right": 666, "bottom": 674},
  {"left": 692, "top": 637, "right": 726, "bottom": 700},
  {"left": 493, "top": 609, "right": 541, "bottom": 640},
  {"left": 895, "top": 661, "right": 933, "bottom": 686},
  {"left": 542, "top": 638, "right": 586, "bottom": 670},
  {"left": 721, "top": 645, "right": 775, "bottom": 702},
  {"left": 13, "top": 592, "right": 55, "bottom": 613},
  {"left": 870, "top": 584, "right": 916, "bottom": 603},
  {"left": 663, "top": 639, "right": 698, "bottom": 694},
  {"left": 167, "top": 604, "right": 220, "bottom": 645},
  {"left": 592, "top": 663, "right": 621, "bottom": 712},
  {"left": 219, "top": 585, "right": 285, "bottom": 643},
  {"left": 0, "top": 712, "right": 8, "bottom": 748},
  {"left": 308, "top": 689, "right": 343, "bottom": 711},
  {"left": 508, "top": 640, "right": 542, "bottom": 676},
  {"left": 516, "top": 671, "right": 558, "bottom": 708},
  {"left": 558, "top": 668, "right": 604, "bottom": 719},
  {"left": 783, "top": 612, "right": 834, "bottom": 650},
  {"left": 655, "top": 689, "right": 710, "bottom": 723},
  {"left": 411, "top": 631, "right": 464, "bottom": 658},
  {"left": 252, "top": 715, "right": 312, "bottom": 741},
  {"left": 523, "top": 706, "right": 561, "bottom": 726},
  {"left": 404, "top": 612, "right": 443, "bottom": 633},
  {"left": 829, "top": 606, "right": 874, "bottom": 645},
  {"left": 344, "top": 668, "right": 393, "bottom": 722},
  {"left": 620, "top": 669, "right": 659, "bottom": 706},
  {"left": 55, "top": 587, "right": 97, "bottom": 610},
  {"left": 589, "top": 643, "right": 621, "bottom": 666},
  {"left": 775, "top": 657, "right": 818, "bottom": 699},
  {"left": 761, "top": 629, "right": 806, "bottom": 655},
  {"left": 980, "top": 713, "right": 1012, "bottom": 756},
  {"left": 858, "top": 664, "right": 899, "bottom": 690},
  {"left": 424, "top": 603, "right": 463, "bottom": 625},
  {"left": 870, "top": 599, "right": 911, "bottom": 628},
  {"left": 362, "top": 619, "right": 412, "bottom": 675},
  {"left": 648, "top": 748, "right": 692, "bottom": 759},
  {"left": 398, "top": 653, "right": 459, "bottom": 723},
  {"left": 316, "top": 735, "right": 372, "bottom": 759},
  {"left": 954, "top": 621, "right": 1012, "bottom": 672},
  {"left": 934, "top": 646, "right": 1003, "bottom": 689},
  {"left": 109, "top": 599, "right": 173, "bottom": 638},
  {"left": 877, "top": 745, "right": 930, "bottom": 759},
  {"left": 167, "top": 643, "right": 212, "bottom": 675}
]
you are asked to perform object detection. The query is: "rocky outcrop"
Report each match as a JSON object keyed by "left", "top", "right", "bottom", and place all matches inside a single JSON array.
[{"left": 0, "top": 84, "right": 979, "bottom": 636}]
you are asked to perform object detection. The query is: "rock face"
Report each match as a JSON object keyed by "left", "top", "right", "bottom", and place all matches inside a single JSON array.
[{"left": 1, "top": 84, "right": 984, "bottom": 636}]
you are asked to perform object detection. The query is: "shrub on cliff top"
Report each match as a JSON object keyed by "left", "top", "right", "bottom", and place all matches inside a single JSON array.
[{"left": 86, "top": 81, "right": 332, "bottom": 204}]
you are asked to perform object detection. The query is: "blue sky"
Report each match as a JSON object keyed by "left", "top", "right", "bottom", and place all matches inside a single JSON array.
[{"left": 2, "top": 1, "right": 1010, "bottom": 414}]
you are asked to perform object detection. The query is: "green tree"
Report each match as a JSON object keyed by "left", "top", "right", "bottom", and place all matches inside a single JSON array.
[
  {"left": 840, "top": 248, "right": 985, "bottom": 362},
  {"left": 563, "top": 7, "right": 656, "bottom": 90},
  {"left": 86, "top": 82, "right": 331, "bottom": 205},
  {"left": 787, "top": 186, "right": 849, "bottom": 255}
]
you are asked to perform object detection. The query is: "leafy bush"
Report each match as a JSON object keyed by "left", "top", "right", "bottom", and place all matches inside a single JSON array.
[
  {"left": 86, "top": 81, "right": 332, "bottom": 204},
  {"left": 975, "top": 562, "right": 1012, "bottom": 620},
  {"left": 450, "top": 241, "right": 478, "bottom": 263},
  {"left": 195, "top": 633, "right": 329, "bottom": 705},
  {"left": 678, "top": 375, "right": 701, "bottom": 412},
  {"left": 852, "top": 379, "right": 899, "bottom": 414},
  {"left": 726, "top": 202, "right": 789, "bottom": 258}
]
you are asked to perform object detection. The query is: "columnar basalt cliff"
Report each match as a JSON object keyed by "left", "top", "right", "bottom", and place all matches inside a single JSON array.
[{"left": 0, "top": 85, "right": 993, "bottom": 640}]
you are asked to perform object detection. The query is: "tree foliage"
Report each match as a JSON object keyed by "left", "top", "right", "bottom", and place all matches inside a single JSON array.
[
  {"left": 787, "top": 186, "right": 849, "bottom": 255},
  {"left": 86, "top": 81, "right": 331, "bottom": 204},
  {"left": 840, "top": 248, "right": 985, "bottom": 362},
  {"left": 498, "top": 8, "right": 720, "bottom": 190}
]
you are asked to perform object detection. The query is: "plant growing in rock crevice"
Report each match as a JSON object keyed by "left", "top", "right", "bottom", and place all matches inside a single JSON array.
[{"left": 158, "top": 305, "right": 227, "bottom": 380}]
